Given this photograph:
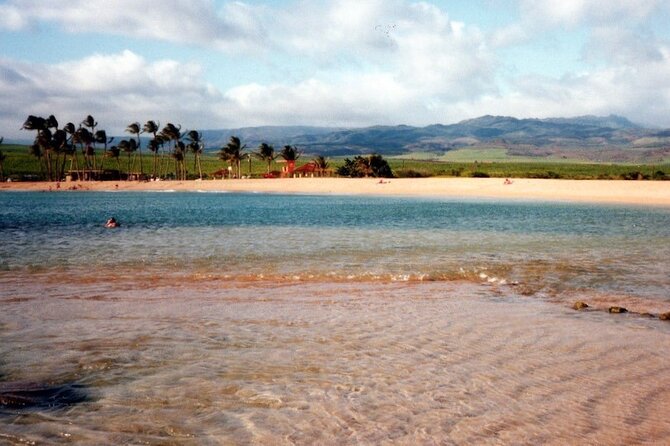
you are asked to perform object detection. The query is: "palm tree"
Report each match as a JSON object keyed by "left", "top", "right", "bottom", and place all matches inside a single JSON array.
[
  {"left": 51, "top": 129, "right": 68, "bottom": 180},
  {"left": 146, "top": 138, "right": 160, "bottom": 179},
  {"left": 62, "top": 122, "right": 81, "bottom": 179},
  {"left": 126, "top": 122, "right": 143, "bottom": 177},
  {"left": 105, "top": 145, "right": 122, "bottom": 174},
  {"left": 94, "top": 130, "right": 113, "bottom": 171},
  {"left": 160, "top": 123, "right": 182, "bottom": 178},
  {"left": 172, "top": 141, "right": 187, "bottom": 180},
  {"left": 143, "top": 120, "right": 160, "bottom": 178},
  {"left": 186, "top": 130, "right": 204, "bottom": 180},
  {"left": 280, "top": 145, "right": 301, "bottom": 161},
  {"left": 256, "top": 143, "right": 276, "bottom": 175},
  {"left": 22, "top": 115, "right": 52, "bottom": 180},
  {"left": 119, "top": 139, "right": 138, "bottom": 179},
  {"left": 313, "top": 155, "right": 330, "bottom": 177},
  {"left": 44, "top": 116, "right": 62, "bottom": 179},
  {"left": 28, "top": 143, "right": 45, "bottom": 179},
  {"left": 21, "top": 115, "right": 46, "bottom": 138},
  {"left": 81, "top": 115, "right": 98, "bottom": 175},
  {"left": 74, "top": 127, "right": 94, "bottom": 178},
  {"left": 81, "top": 115, "right": 97, "bottom": 134},
  {"left": 219, "top": 136, "right": 246, "bottom": 178},
  {"left": 279, "top": 145, "right": 302, "bottom": 177}
]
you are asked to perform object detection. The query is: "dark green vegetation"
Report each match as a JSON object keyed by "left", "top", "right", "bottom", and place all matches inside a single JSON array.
[
  {"left": 2, "top": 142, "right": 668, "bottom": 181},
  {"left": 337, "top": 155, "right": 393, "bottom": 178},
  {"left": 18, "top": 115, "right": 207, "bottom": 182}
]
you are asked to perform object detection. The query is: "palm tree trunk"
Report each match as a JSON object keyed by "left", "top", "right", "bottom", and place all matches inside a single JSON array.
[
  {"left": 60, "top": 154, "right": 67, "bottom": 180},
  {"left": 197, "top": 154, "right": 203, "bottom": 180},
  {"left": 44, "top": 152, "right": 52, "bottom": 181},
  {"left": 137, "top": 136, "right": 143, "bottom": 177}
]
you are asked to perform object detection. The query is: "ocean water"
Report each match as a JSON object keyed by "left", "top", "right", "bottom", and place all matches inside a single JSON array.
[{"left": 1, "top": 191, "right": 669, "bottom": 444}]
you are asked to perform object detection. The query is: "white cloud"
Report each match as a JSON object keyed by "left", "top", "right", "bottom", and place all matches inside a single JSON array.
[
  {"left": 2, "top": 0, "right": 670, "bottom": 139},
  {"left": 519, "top": 0, "right": 665, "bottom": 27},
  {"left": 450, "top": 45, "right": 670, "bottom": 127},
  {"left": 0, "top": 0, "right": 266, "bottom": 53},
  {"left": 0, "top": 51, "right": 227, "bottom": 138}
]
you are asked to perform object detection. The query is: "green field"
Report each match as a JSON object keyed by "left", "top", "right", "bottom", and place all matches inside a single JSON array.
[{"left": 1, "top": 144, "right": 668, "bottom": 181}]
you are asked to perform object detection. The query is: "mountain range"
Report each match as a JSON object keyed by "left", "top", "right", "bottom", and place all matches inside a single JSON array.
[{"left": 201, "top": 115, "right": 669, "bottom": 157}]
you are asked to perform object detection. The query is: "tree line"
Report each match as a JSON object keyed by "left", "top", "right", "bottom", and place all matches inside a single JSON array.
[
  {"left": 20, "top": 115, "right": 205, "bottom": 181},
  {"left": 11, "top": 114, "right": 394, "bottom": 181}
]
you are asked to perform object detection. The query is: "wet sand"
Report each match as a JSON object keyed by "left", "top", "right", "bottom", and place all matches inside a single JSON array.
[
  {"left": 2, "top": 280, "right": 669, "bottom": 444},
  {"left": 2, "top": 177, "right": 670, "bottom": 206}
]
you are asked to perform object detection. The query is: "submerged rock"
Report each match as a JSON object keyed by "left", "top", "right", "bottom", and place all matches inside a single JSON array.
[
  {"left": 608, "top": 306, "right": 628, "bottom": 314},
  {"left": 659, "top": 312, "right": 670, "bottom": 321},
  {"left": 572, "top": 301, "right": 589, "bottom": 310},
  {"left": 0, "top": 382, "right": 89, "bottom": 412}
]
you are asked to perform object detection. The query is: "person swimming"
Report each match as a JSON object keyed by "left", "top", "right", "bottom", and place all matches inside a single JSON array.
[{"left": 105, "top": 217, "right": 120, "bottom": 228}]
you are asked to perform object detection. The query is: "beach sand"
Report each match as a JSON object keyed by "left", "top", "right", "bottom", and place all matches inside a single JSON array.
[{"left": 2, "top": 177, "right": 670, "bottom": 206}]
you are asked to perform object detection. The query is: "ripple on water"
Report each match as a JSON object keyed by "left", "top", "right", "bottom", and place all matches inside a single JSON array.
[{"left": 1, "top": 280, "right": 670, "bottom": 444}]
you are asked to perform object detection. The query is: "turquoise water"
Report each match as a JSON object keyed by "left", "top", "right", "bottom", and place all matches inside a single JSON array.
[
  {"left": 2, "top": 191, "right": 670, "bottom": 444},
  {"left": 1, "top": 191, "right": 669, "bottom": 302}
]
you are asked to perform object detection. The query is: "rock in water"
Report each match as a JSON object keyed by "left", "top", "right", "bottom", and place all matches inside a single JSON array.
[
  {"left": 0, "top": 382, "right": 89, "bottom": 412},
  {"left": 572, "top": 301, "right": 589, "bottom": 310},
  {"left": 608, "top": 306, "right": 628, "bottom": 314}
]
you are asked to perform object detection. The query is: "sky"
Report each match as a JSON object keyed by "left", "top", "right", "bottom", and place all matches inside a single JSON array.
[{"left": 1, "top": 0, "right": 670, "bottom": 139}]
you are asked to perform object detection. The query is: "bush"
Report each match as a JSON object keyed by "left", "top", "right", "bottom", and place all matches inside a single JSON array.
[
  {"left": 336, "top": 154, "right": 394, "bottom": 178},
  {"left": 652, "top": 170, "right": 668, "bottom": 180},
  {"left": 620, "top": 171, "right": 649, "bottom": 180},
  {"left": 471, "top": 171, "right": 490, "bottom": 178}
]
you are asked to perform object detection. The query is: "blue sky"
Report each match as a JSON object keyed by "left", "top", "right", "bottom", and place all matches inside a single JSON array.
[{"left": 1, "top": 0, "right": 669, "bottom": 138}]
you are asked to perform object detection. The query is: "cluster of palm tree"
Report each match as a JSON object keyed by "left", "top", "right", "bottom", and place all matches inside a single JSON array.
[
  {"left": 21, "top": 114, "right": 206, "bottom": 181},
  {"left": 21, "top": 114, "right": 113, "bottom": 181},
  {"left": 120, "top": 121, "right": 204, "bottom": 181},
  {"left": 218, "top": 138, "right": 309, "bottom": 178},
  {"left": 105, "top": 121, "right": 201, "bottom": 181},
  {"left": 17, "top": 115, "right": 346, "bottom": 181}
]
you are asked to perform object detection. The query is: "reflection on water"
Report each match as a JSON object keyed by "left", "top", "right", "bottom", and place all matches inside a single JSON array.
[{"left": 1, "top": 192, "right": 670, "bottom": 443}]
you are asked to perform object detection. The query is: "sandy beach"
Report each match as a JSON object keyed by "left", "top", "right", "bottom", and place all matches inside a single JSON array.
[{"left": 2, "top": 177, "right": 669, "bottom": 206}]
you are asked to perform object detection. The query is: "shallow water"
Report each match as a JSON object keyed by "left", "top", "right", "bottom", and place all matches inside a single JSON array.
[{"left": 1, "top": 192, "right": 669, "bottom": 444}]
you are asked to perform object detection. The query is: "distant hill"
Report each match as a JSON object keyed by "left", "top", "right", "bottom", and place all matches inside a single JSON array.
[
  {"left": 202, "top": 115, "right": 668, "bottom": 157},
  {"left": 8, "top": 115, "right": 668, "bottom": 161},
  {"left": 200, "top": 126, "right": 345, "bottom": 151}
]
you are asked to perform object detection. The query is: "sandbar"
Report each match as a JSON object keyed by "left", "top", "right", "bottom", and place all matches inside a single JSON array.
[{"left": 1, "top": 178, "right": 669, "bottom": 206}]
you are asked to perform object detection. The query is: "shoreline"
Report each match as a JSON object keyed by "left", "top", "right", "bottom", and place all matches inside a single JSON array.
[{"left": 2, "top": 177, "right": 670, "bottom": 206}]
